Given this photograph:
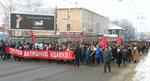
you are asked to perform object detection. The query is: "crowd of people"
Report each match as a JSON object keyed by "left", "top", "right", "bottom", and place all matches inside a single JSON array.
[
  {"left": 74, "top": 41, "right": 149, "bottom": 72},
  {"left": 0, "top": 40, "right": 149, "bottom": 73}
]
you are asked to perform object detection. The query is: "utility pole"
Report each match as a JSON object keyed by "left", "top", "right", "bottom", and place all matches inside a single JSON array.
[{"left": 54, "top": 0, "right": 58, "bottom": 35}]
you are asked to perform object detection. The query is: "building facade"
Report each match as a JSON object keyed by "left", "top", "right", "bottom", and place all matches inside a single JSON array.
[
  {"left": 108, "top": 24, "right": 124, "bottom": 36},
  {"left": 57, "top": 8, "right": 109, "bottom": 34},
  {"left": 107, "top": 24, "right": 124, "bottom": 41}
]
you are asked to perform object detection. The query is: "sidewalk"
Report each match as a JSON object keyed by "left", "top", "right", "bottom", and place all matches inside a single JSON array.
[{"left": 110, "top": 64, "right": 136, "bottom": 81}]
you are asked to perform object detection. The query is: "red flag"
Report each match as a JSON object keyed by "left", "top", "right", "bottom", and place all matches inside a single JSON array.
[
  {"left": 99, "top": 36, "right": 108, "bottom": 49},
  {"left": 31, "top": 31, "right": 36, "bottom": 44},
  {"left": 116, "top": 36, "right": 123, "bottom": 45}
]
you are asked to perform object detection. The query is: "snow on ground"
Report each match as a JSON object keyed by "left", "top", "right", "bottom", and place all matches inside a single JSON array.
[{"left": 133, "top": 50, "right": 150, "bottom": 81}]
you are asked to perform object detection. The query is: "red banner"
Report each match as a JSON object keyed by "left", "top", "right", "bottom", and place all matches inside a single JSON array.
[{"left": 5, "top": 48, "right": 75, "bottom": 61}]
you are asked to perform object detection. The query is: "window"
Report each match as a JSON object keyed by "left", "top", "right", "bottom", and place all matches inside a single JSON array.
[
  {"left": 109, "top": 30, "right": 112, "bottom": 34},
  {"left": 67, "top": 24, "right": 71, "bottom": 31},
  {"left": 116, "top": 30, "right": 120, "bottom": 35}
]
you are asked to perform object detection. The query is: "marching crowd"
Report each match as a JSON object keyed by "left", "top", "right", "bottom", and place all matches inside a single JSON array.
[
  {"left": 0, "top": 40, "right": 149, "bottom": 72},
  {"left": 74, "top": 41, "right": 149, "bottom": 72}
]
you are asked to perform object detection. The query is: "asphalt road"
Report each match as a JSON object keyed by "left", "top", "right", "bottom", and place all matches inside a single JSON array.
[{"left": 0, "top": 60, "right": 136, "bottom": 81}]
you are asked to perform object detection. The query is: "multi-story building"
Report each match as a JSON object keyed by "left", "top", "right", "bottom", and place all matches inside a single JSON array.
[
  {"left": 8, "top": 8, "right": 109, "bottom": 42},
  {"left": 57, "top": 8, "right": 109, "bottom": 35}
]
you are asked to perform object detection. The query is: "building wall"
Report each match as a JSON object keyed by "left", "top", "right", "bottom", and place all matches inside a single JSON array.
[
  {"left": 80, "top": 8, "right": 109, "bottom": 34},
  {"left": 57, "top": 8, "right": 109, "bottom": 34},
  {"left": 57, "top": 8, "right": 81, "bottom": 32}
]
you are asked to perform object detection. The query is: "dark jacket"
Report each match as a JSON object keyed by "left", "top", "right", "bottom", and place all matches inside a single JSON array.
[
  {"left": 103, "top": 49, "right": 112, "bottom": 63},
  {"left": 112, "top": 47, "right": 117, "bottom": 59},
  {"left": 75, "top": 46, "right": 81, "bottom": 60},
  {"left": 116, "top": 48, "right": 122, "bottom": 64},
  {"left": 122, "top": 48, "right": 128, "bottom": 58}
]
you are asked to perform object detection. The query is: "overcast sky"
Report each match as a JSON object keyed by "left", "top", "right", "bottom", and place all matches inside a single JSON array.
[
  {"left": 0, "top": 0, "right": 150, "bottom": 32},
  {"left": 42, "top": 0, "right": 150, "bottom": 32}
]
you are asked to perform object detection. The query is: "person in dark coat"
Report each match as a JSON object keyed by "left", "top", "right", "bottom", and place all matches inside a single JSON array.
[
  {"left": 85, "top": 46, "right": 91, "bottom": 64},
  {"left": 0, "top": 43, "right": 3, "bottom": 60},
  {"left": 116, "top": 47, "right": 122, "bottom": 67},
  {"left": 103, "top": 47, "right": 112, "bottom": 72},
  {"left": 0, "top": 40, "right": 5, "bottom": 60},
  {"left": 122, "top": 46, "right": 128, "bottom": 65},
  {"left": 127, "top": 46, "right": 133, "bottom": 63},
  {"left": 74, "top": 45, "right": 81, "bottom": 67},
  {"left": 90, "top": 45, "right": 96, "bottom": 64},
  {"left": 4, "top": 42, "right": 11, "bottom": 60},
  {"left": 80, "top": 45, "right": 85, "bottom": 63},
  {"left": 111, "top": 46, "right": 117, "bottom": 63}
]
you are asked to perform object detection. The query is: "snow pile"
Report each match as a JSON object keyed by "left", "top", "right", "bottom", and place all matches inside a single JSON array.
[{"left": 133, "top": 50, "right": 150, "bottom": 81}]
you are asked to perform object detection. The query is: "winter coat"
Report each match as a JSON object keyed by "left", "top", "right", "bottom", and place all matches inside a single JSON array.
[
  {"left": 75, "top": 46, "right": 81, "bottom": 60},
  {"left": 132, "top": 48, "right": 141, "bottom": 62},
  {"left": 112, "top": 47, "right": 117, "bottom": 59},
  {"left": 122, "top": 48, "right": 128, "bottom": 59},
  {"left": 85, "top": 48, "right": 91, "bottom": 60},
  {"left": 95, "top": 47, "right": 103, "bottom": 58},
  {"left": 103, "top": 49, "right": 112, "bottom": 64},
  {"left": 116, "top": 48, "right": 122, "bottom": 64}
]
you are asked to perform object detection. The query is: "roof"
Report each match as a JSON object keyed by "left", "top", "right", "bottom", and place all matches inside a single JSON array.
[
  {"left": 12, "top": 10, "right": 55, "bottom": 16},
  {"left": 57, "top": 8, "right": 108, "bottom": 18},
  {"left": 104, "top": 34, "right": 118, "bottom": 38},
  {"left": 108, "top": 24, "right": 123, "bottom": 30}
]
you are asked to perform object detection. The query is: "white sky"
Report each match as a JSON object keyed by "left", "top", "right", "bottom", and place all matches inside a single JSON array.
[
  {"left": 0, "top": 0, "right": 150, "bottom": 32},
  {"left": 42, "top": 0, "right": 150, "bottom": 32}
]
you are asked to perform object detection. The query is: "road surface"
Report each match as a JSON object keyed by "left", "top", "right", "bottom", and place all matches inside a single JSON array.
[{"left": 0, "top": 60, "right": 136, "bottom": 81}]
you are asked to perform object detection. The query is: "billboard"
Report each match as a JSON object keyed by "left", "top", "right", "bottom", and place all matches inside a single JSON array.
[{"left": 11, "top": 13, "right": 54, "bottom": 30}]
